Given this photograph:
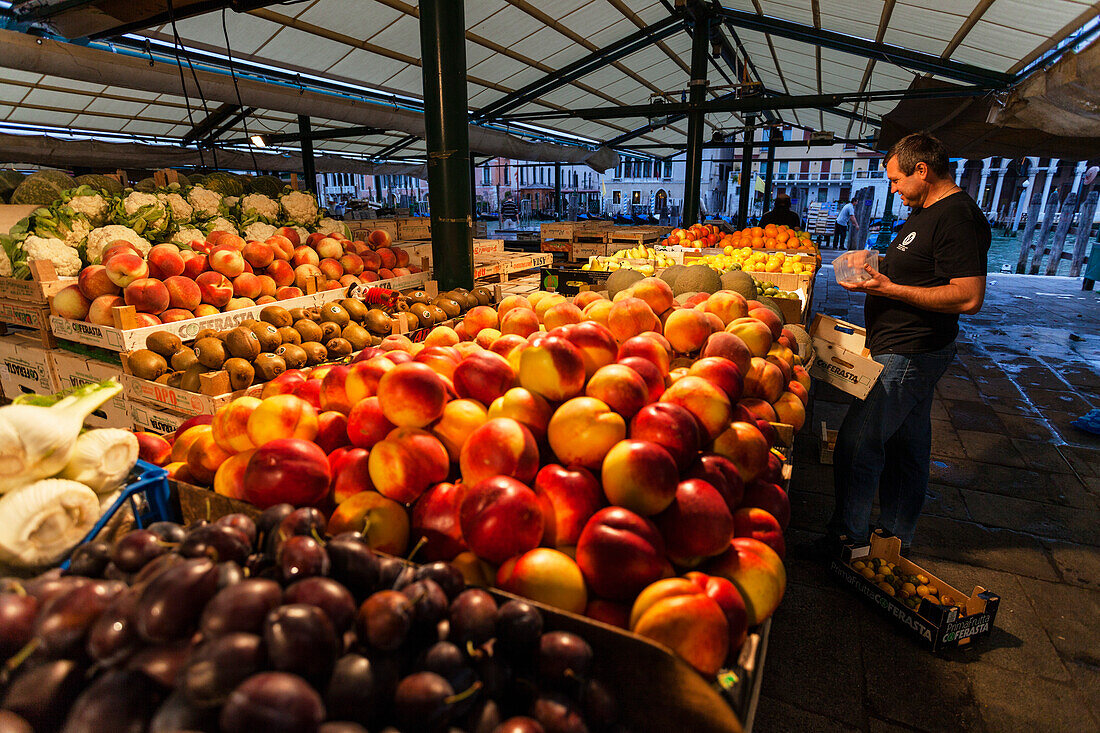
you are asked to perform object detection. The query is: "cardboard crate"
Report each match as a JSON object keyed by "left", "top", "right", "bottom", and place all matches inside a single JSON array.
[
  {"left": 119, "top": 364, "right": 263, "bottom": 416},
  {"left": 831, "top": 531, "right": 1000, "bottom": 651},
  {"left": 808, "top": 314, "right": 883, "bottom": 399},
  {"left": 392, "top": 241, "right": 433, "bottom": 266},
  {"left": 540, "top": 266, "right": 611, "bottom": 296},
  {"left": 572, "top": 239, "right": 607, "bottom": 260},
  {"left": 47, "top": 351, "right": 129, "bottom": 428},
  {"left": 127, "top": 398, "right": 191, "bottom": 435},
  {"left": 396, "top": 217, "right": 431, "bottom": 241},
  {"left": 0, "top": 298, "right": 55, "bottom": 347},
  {"left": 606, "top": 227, "right": 662, "bottom": 248},
  {"left": 472, "top": 238, "right": 505, "bottom": 256},
  {"left": 540, "top": 239, "right": 574, "bottom": 257},
  {"left": 351, "top": 219, "right": 398, "bottom": 242},
  {"left": 0, "top": 331, "right": 60, "bottom": 397},
  {"left": 0, "top": 259, "right": 77, "bottom": 305}
]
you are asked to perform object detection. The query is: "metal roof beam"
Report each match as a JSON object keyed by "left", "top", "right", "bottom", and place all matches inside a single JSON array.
[
  {"left": 373, "top": 134, "right": 419, "bottom": 160},
  {"left": 180, "top": 102, "right": 240, "bottom": 145},
  {"left": 715, "top": 4, "right": 1015, "bottom": 87},
  {"left": 197, "top": 106, "right": 255, "bottom": 147},
  {"left": 473, "top": 15, "right": 684, "bottom": 122},
  {"left": 218, "top": 124, "right": 387, "bottom": 147}
]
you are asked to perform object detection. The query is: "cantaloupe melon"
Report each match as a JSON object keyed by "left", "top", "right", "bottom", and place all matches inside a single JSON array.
[
  {"left": 606, "top": 269, "right": 644, "bottom": 299},
  {"left": 672, "top": 264, "right": 721, "bottom": 296}
]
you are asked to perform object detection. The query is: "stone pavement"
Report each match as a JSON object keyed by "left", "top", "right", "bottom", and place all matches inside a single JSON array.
[{"left": 757, "top": 251, "right": 1100, "bottom": 733}]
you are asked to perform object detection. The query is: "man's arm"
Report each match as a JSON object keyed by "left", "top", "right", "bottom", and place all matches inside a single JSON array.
[
  {"left": 842, "top": 266, "right": 986, "bottom": 314},
  {"left": 848, "top": 213, "right": 859, "bottom": 230}
]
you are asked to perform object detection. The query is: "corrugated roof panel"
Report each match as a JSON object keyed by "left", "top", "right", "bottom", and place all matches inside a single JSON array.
[
  {"left": 1, "top": 70, "right": 41, "bottom": 86},
  {"left": 947, "top": 44, "right": 1019, "bottom": 73},
  {"left": 82, "top": 98, "right": 151, "bottom": 117},
  {"left": 171, "top": 10, "right": 280, "bottom": 55},
  {"left": 0, "top": 105, "right": 15, "bottom": 120},
  {"left": 882, "top": 6, "right": 958, "bottom": 54},
  {"left": 6, "top": 107, "right": 77, "bottom": 126},
  {"left": 365, "top": 14, "right": 422, "bottom": 51},
  {"left": 578, "top": 65, "right": 633, "bottom": 91},
  {"left": 59, "top": 80, "right": 109, "bottom": 94},
  {"left": 818, "top": 1, "right": 884, "bottom": 40},
  {"left": 757, "top": 0, "right": 816, "bottom": 26},
  {"left": 120, "top": 120, "right": 176, "bottom": 135},
  {"left": 465, "top": 40, "right": 495, "bottom": 69},
  {"left": 590, "top": 19, "right": 640, "bottom": 48},
  {"left": 985, "top": 0, "right": 1092, "bottom": 38},
  {"left": 21, "top": 88, "right": 92, "bottom": 111},
  {"left": 632, "top": 1, "right": 674, "bottom": 25},
  {"left": 820, "top": 47, "right": 873, "bottom": 75},
  {"left": 67, "top": 114, "right": 126, "bottom": 131},
  {"left": 381, "top": 66, "right": 424, "bottom": 97},
  {"left": 536, "top": 86, "right": 590, "bottom": 108},
  {"left": 522, "top": 26, "right": 577, "bottom": 63},
  {"left": 295, "top": 1, "right": 405, "bottom": 42},
  {"left": 557, "top": 2, "right": 625, "bottom": 39},
  {"left": 0, "top": 84, "right": 31, "bottom": 104},
  {"left": 619, "top": 47, "right": 669, "bottom": 76},
  {"left": 952, "top": 24, "right": 1043, "bottom": 72},
  {"left": 502, "top": 66, "right": 552, "bottom": 91},
  {"left": 326, "top": 50, "right": 410, "bottom": 85},
  {"left": 470, "top": 5, "right": 541, "bottom": 48}
]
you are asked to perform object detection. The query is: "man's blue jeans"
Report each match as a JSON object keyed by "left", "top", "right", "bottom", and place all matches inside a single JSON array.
[{"left": 828, "top": 343, "right": 956, "bottom": 548}]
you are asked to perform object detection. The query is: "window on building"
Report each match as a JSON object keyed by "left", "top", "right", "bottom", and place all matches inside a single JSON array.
[
  {"left": 632, "top": 191, "right": 640, "bottom": 205},
  {"left": 504, "top": 164, "right": 509, "bottom": 183},
  {"left": 843, "top": 160, "right": 853, "bottom": 176},
  {"left": 613, "top": 190, "right": 621, "bottom": 204},
  {"left": 664, "top": 161, "right": 673, "bottom": 178},
  {"left": 482, "top": 166, "right": 490, "bottom": 185},
  {"left": 641, "top": 160, "right": 650, "bottom": 178}
]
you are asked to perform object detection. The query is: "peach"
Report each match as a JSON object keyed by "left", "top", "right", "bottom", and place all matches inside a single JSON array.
[
  {"left": 431, "top": 398, "right": 489, "bottom": 462},
  {"left": 767, "top": 343, "right": 796, "bottom": 369},
  {"left": 576, "top": 506, "right": 667, "bottom": 601},
  {"left": 462, "top": 305, "right": 499, "bottom": 337},
  {"left": 171, "top": 424, "right": 210, "bottom": 464},
  {"left": 452, "top": 350, "right": 515, "bottom": 406},
  {"left": 607, "top": 297, "right": 657, "bottom": 343},
  {"left": 292, "top": 245, "right": 320, "bottom": 267},
  {"left": 703, "top": 311, "right": 725, "bottom": 334},
  {"left": 701, "top": 331, "right": 753, "bottom": 375},
  {"left": 424, "top": 326, "right": 460, "bottom": 347},
  {"left": 225, "top": 297, "right": 256, "bottom": 311},
  {"left": 319, "top": 258, "right": 344, "bottom": 281},
  {"left": 726, "top": 318, "right": 773, "bottom": 357},
  {"left": 452, "top": 321, "right": 472, "bottom": 342},
  {"left": 704, "top": 537, "right": 786, "bottom": 625},
  {"left": 739, "top": 398, "right": 778, "bottom": 422},
  {"left": 771, "top": 391, "right": 806, "bottom": 431},
  {"left": 518, "top": 334, "right": 585, "bottom": 402},
  {"left": 266, "top": 259, "right": 295, "bottom": 287},
  {"left": 496, "top": 294, "right": 530, "bottom": 320},
  {"left": 315, "top": 410, "right": 350, "bottom": 454},
  {"left": 749, "top": 307, "right": 783, "bottom": 340},
  {"left": 245, "top": 393, "right": 319, "bottom": 447},
  {"left": 379, "top": 334, "right": 415, "bottom": 353},
  {"left": 377, "top": 361, "right": 449, "bottom": 427},
  {"left": 705, "top": 291, "right": 749, "bottom": 325},
  {"left": 787, "top": 380, "right": 809, "bottom": 406},
  {"left": 368, "top": 427, "right": 450, "bottom": 503},
  {"left": 528, "top": 291, "right": 553, "bottom": 309},
  {"left": 337, "top": 253, "right": 363, "bottom": 276},
  {"left": 376, "top": 247, "right": 397, "bottom": 270},
  {"left": 712, "top": 421, "right": 770, "bottom": 483},
  {"left": 208, "top": 231, "right": 245, "bottom": 251},
  {"left": 688, "top": 356, "right": 743, "bottom": 402},
  {"left": 601, "top": 439, "right": 679, "bottom": 516},
  {"left": 232, "top": 272, "right": 263, "bottom": 300},
  {"left": 53, "top": 285, "right": 90, "bottom": 320},
  {"left": 543, "top": 302, "right": 583, "bottom": 330},
  {"left": 631, "top": 277, "right": 674, "bottom": 314},
  {"left": 663, "top": 308, "right": 713, "bottom": 354},
  {"left": 617, "top": 334, "right": 671, "bottom": 375},
  {"left": 213, "top": 449, "right": 253, "bottom": 500},
  {"left": 581, "top": 298, "right": 613, "bottom": 327},
  {"left": 134, "top": 432, "right": 172, "bottom": 466},
  {"left": 359, "top": 250, "right": 382, "bottom": 272},
  {"left": 655, "top": 478, "right": 735, "bottom": 566},
  {"left": 500, "top": 307, "right": 540, "bottom": 338},
  {"left": 410, "top": 481, "right": 467, "bottom": 561},
  {"left": 161, "top": 275, "right": 200, "bottom": 312},
  {"left": 534, "top": 294, "right": 566, "bottom": 323},
  {"left": 473, "top": 328, "right": 501, "bottom": 349},
  {"left": 744, "top": 357, "right": 785, "bottom": 403},
  {"left": 345, "top": 356, "right": 394, "bottom": 403},
  {"left": 346, "top": 396, "right": 396, "bottom": 449},
  {"left": 185, "top": 431, "right": 233, "bottom": 486},
  {"left": 585, "top": 364, "right": 649, "bottom": 419},
  {"left": 366, "top": 228, "right": 391, "bottom": 249},
  {"left": 489, "top": 333, "right": 527, "bottom": 360},
  {"left": 629, "top": 579, "right": 729, "bottom": 676},
  {"left": 792, "top": 365, "right": 811, "bottom": 391},
  {"left": 556, "top": 321, "right": 617, "bottom": 379},
  {"left": 78, "top": 265, "right": 120, "bottom": 300},
  {"left": 547, "top": 396, "right": 626, "bottom": 469},
  {"left": 767, "top": 354, "right": 793, "bottom": 385},
  {"left": 195, "top": 271, "right": 233, "bottom": 307},
  {"left": 212, "top": 395, "right": 261, "bottom": 453},
  {"left": 533, "top": 463, "right": 604, "bottom": 549},
  {"left": 148, "top": 244, "right": 185, "bottom": 278},
  {"left": 294, "top": 264, "right": 323, "bottom": 292},
  {"left": 460, "top": 417, "right": 539, "bottom": 486},
  {"left": 182, "top": 253, "right": 208, "bottom": 279},
  {"left": 414, "top": 345, "right": 461, "bottom": 380},
  {"left": 497, "top": 548, "right": 588, "bottom": 615},
  {"left": 275, "top": 286, "right": 303, "bottom": 301},
  {"left": 105, "top": 252, "right": 148, "bottom": 287},
  {"left": 616, "top": 356, "right": 665, "bottom": 403},
  {"left": 733, "top": 507, "right": 785, "bottom": 559},
  {"left": 256, "top": 275, "right": 277, "bottom": 298},
  {"left": 629, "top": 402, "right": 701, "bottom": 472},
  {"left": 209, "top": 245, "right": 245, "bottom": 278},
  {"left": 328, "top": 490, "right": 409, "bottom": 555},
  {"left": 319, "top": 364, "right": 354, "bottom": 413},
  {"left": 240, "top": 241, "right": 273, "bottom": 269},
  {"left": 133, "top": 313, "right": 162, "bottom": 327},
  {"left": 487, "top": 387, "right": 553, "bottom": 441},
  {"left": 450, "top": 551, "right": 496, "bottom": 588},
  {"left": 193, "top": 304, "right": 219, "bottom": 317},
  {"left": 572, "top": 291, "right": 604, "bottom": 309},
  {"left": 659, "top": 376, "right": 731, "bottom": 440},
  {"left": 123, "top": 277, "right": 169, "bottom": 315},
  {"left": 329, "top": 446, "right": 370, "bottom": 503}
]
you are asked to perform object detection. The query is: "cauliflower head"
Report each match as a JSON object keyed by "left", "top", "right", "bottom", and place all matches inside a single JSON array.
[
  {"left": 243, "top": 222, "right": 276, "bottom": 243},
  {"left": 115, "top": 191, "right": 170, "bottom": 237},
  {"left": 0, "top": 245, "right": 11, "bottom": 277},
  {"left": 202, "top": 217, "right": 239, "bottom": 237},
  {"left": 239, "top": 193, "right": 280, "bottom": 223},
  {"left": 280, "top": 191, "right": 319, "bottom": 226},
  {"left": 171, "top": 227, "right": 205, "bottom": 248},
  {"left": 21, "top": 235, "right": 81, "bottom": 277},
  {"left": 187, "top": 185, "right": 223, "bottom": 220},
  {"left": 158, "top": 192, "right": 194, "bottom": 223},
  {"left": 315, "top": 217, "right": 351, "bottom": 239},
  {"left": 85, "top": 225, "right": 151, "bottom": 264},
  {"left": 66, "top": 193, "right": 111, "bottom": 226},
  {"left": 291, "top": 226, "right": 310, "bottom": 245}
]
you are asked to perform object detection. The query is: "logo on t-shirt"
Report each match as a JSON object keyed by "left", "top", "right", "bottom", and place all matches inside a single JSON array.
[{"left": 897, "top": 231, "right": 916, "bottom": 252}]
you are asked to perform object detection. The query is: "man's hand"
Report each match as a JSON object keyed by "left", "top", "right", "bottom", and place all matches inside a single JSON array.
[{"left": 840, "top": 264, "right": 894, "bottom": 295}]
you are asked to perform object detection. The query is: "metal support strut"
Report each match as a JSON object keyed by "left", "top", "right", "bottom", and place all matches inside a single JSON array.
[
  {"left": 737, "top": 117, "right": 756, "bottom": 228},
  {"left": 682, "top": 7, "right": 710, "bottom": 227},
  {"left": 297, "top": 114, "right": 315, "bottom": 192}
]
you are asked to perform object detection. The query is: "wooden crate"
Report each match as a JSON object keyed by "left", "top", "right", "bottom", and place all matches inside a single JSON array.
[
  {"left": 0, "top": 259, "right": 77, "bottom": 306},
  {"left": 351, "top": 219, "right": 398, "bottom": 242},
  {"left": 606, "top": 227, "right": 662, "bottom": 248},
  {"left": 0, "top": 298, "right": 55, "bottom": 348},
  {"left": 475, "top": 252, "right": 553, "bottom": 283},
  {"left": 396, "top": 217, "right": 431, "bottom": 241}
]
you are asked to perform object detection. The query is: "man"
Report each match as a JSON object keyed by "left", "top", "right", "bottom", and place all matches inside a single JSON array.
[
  {"left": 822, "top": 133, "right": 990, "bottom": 555},
  {"left": 500, "top": 194, "right": 518, "bottom": 228},
  {"left": 834, "top": 199, "right": 858, "bottom": 249},
  {"left": 760, "top": 193, "right": 802, "bottom": 230}
]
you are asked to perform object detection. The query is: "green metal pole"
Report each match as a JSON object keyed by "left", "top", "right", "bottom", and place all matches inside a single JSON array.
[
  {"left": 762, "top": 127, "right": 777, "bottom": 213},
  {"left": 555, "top": 161, "right": 562, "bottom": 219},
  {"left": 737, "top": 116, "right": 756, "bottom": 227},
  {"left": 681, "top": 9, "right": 709, "bottom": 227},
  {"left": 297, "top": 115, "right": 315, "bottom": 192},
  {"left": 419, "top": 0, "right": 473, "bottom": 289}
]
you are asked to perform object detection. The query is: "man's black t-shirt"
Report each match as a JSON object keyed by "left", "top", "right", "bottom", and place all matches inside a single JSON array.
[
  {"left": 760, "top": 208, "right": 801, "bottom": 230},
  {"left": 865, "top": 191, "right": 989, "bottom": 355}
]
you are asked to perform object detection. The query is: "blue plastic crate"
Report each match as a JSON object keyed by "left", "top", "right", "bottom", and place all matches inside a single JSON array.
[{"left": 60, "top": 459, "right": 175, "bottom": 569}]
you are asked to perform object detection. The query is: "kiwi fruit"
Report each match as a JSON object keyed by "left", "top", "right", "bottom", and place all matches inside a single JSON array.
[
  {"left": 364, "top": 309, "right": 392, "bottom": 336},
  {"left": 146, "top": 331, "right": 183, "bottom": 359},
  {"left": 170, "top": 348, "right": 199, "bottom": 372},
  {"left": 250, "top": 322, "right": 282, "bottom": 352},
  {"left": 194, "top": 337, "right": 227, "bottom": 369},
  {"left": 428, "top": 304, "right": 448, "bottom": 324},
  {"left": 320, "top": 303, "right": 350, "bottom": 328},
  {"left": 472, "top": 286, "right": 493, "bottom": 306},
  {"left": 224, "top": 357, "right": 255, "bottom": 391},
  {"left": 277, "top": 326, "right": 301, "bottom": 345},
  {"left": 294, "top": 319, "right": 324, "bottom": 343},
  {"left": 238, "top": 318, "right": 259, "bottom": 328},
  {"left": 410, "top": 303, "right": 434, "bottom": 327},
  {"left": 406, "top": 290, "right": 430, "bottom": 305},
  {"left": 342, "top": 323, "right": 371, "bottom": 351},
  {"left": 127, "top": 349, "right": 168, "bottom": 381},
  {"left": 253, "top": 353, "right": 287, "bottom": 382},
  {"left": 434, "top": 297, "right": 461, "bottom": 319},
  {"left": 275, "top": 343, "right": 308, "bottom": 369},
  {"left": 300, "top": 341, "right": 328, "bottom": 366},
  {"left": 180, "top": 364, "right": 205, "bottom": 392},
  {"left": 226, "top": 327, "right": 262, "bottom": 361},
  {"left": 288, "top": 308, "right": 311, "bottom": 321},
  {"left": 395, "top": 300, "right": 411, "bottom": 312},
  {"left": 319, "top": 321, "right": 341, "bottom": 342},
  {"left": 326, "top": 338, "right": 353, "bottom": 359},
  {"left": 452, "top": 290, "right": 478, "bottom": 310},
  {"left": 401, "top": 312, "right": 420, "bottom": 332},
  {"left": 341, "top": 298, "right": 369, "bottom": 322},
  {"left": 166, "top": 371, "right": 184, "bottom": 389},
  {"left": 154, "top": 373, "right": 172, "bottom": 385},
  {"left": 260, "top": 305, "right": 293, "bottom": 328},
  {"left": 194, "top": 328, "right": 219, "bottom": 342}
]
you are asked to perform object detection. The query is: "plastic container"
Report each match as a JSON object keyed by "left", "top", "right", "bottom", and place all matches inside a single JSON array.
[
  {"left": 834, "top": 250, "right": 880, "bottom": 284},
  {"left": 60, "top": 459, "right": 174, "bottom": 568}
]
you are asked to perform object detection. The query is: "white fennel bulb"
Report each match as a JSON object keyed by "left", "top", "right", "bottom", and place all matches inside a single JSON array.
[
  {"left": 0, "top": 479, "right": 100, "bottom": 566},
  {"left": 0, "top": 380, "right": 123, "bottom": 494},
  {"left": 60, "top": 429, "right": 139, "bottom": 493}
]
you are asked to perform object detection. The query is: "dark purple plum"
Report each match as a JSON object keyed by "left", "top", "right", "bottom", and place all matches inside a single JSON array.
[
  {"left": 182, "top": 632, "right": 265, "bottom": 706},
  {"left": 263, "top": 603, "right": 338, "bottom": 682},
  {"left": 219, "top": 672, "right": 325, "bottom": 733},
  {"left": 285, "top": 577, "right": 356, "bottom": 633}
]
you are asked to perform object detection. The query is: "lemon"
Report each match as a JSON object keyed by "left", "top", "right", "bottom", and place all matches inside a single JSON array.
[
  {"left": 878, "top": 583, "right": 896, "bottom": 596},
  {"left": 860, "top": 567, "right": 875, "bottom": 580},
  {"left": 852, "top": 561, "right": 866, "bottom": 571},
  {"left": 900, "top": 582, "right": 917, "bottom": 596}
]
